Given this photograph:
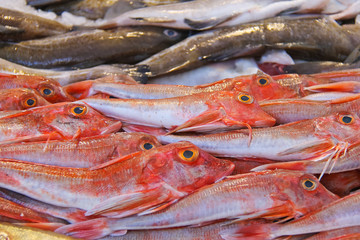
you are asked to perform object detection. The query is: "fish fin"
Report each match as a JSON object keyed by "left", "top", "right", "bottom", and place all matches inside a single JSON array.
[
  {"left": 137, "top": 199, "right": 178, "bottom": 216},
  {"left": 251, "top": 158, "right": 327, "bottom": 172},
  {"left": 55, "top": 218, "right": 114, "bottom": 239},
  {"left": 166, "top": 109, "right": 224, "bottom": 134},
  {"left": 63, "top": 80, "right": 94, "bottom": 99},
  {"left": 305, "top": 81, "right": 360, "bottom": 93},
  {"left": 16, "top": 222, "right": 65, "bottom": 232},
  {"left": 85, "top": 185, "right": 173, "bottom": 218},
  {"left": 329, "top": 93, "right": 360, "bottom": 104},
  {"left": 344, "top": 44, "right": 360, "bottom": 64},
  {"left": 0, "top": 132, "right": 62, "bottom": 145},
  {"left": 99, "top": 120, "right": 123, "bottom": 135},
  {"left": 0, "top": 25, "right": 24, "bottom": 34},
  {"left": 109, "top": 230, "right": 128, "bottom": 237},
  {"left": 277, "top": 139, "right": 333, "bottom": 156},
  {"left": 122, "top": 123, "right": 167, "bottom": 135},
  {"left": 90, "top": 151, "right": 142, "bottom": 170},
  {"left": 184, "top": 16, "right": 231, "bottom": 30},
  {"left": 130, "top": 17, "right": 176, "bottom": 23},
  {"left": 220, "top": 223, "right": 276, "bottom": 240}
]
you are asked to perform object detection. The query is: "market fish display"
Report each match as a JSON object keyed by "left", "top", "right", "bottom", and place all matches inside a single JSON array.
[
  {"left": 0, "top": 142, "right": 234, "bottom": 218},
  {"left": 0, "top": 88, "right": 50, "bottom": 111},
  {"left": 139, "top": 16, "right": 360, "bottom": 77},
  {"left": 0, "top": 132, "right": 161, "bottom": 167},
  {"left": 0, "top": 102, "right": 122, "bottom": 145},
  {"left": 56, "top": 170, "right": 338, "bottom": 239},
  {"left": 0, "top": 26, "right": 187, "bottom": 69},
  {"left": 220, "top": 191, "right": 360, "bottom": 240},
  {"left": 158, "top": 112, "right": 360, "bottom": 161},
  {"left": 0, "top": 6, "right": 71, "bottom": 41},
  {"left": 0, "top": 58, "right": 149, "bottom": 85},
  {"left": 81, "top": 90, "right": 276, "bottom": 133}
]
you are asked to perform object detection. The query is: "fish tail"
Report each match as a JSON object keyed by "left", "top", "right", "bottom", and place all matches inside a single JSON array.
[
  {"left": 220, "top": 223, "right": 277, "bottom": 240},
  {"left": 55, "top": 218, "right": 115, "bottom": 239}
]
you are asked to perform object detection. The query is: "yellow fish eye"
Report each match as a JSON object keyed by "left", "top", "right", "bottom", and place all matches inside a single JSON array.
[
  {"left": 178, "top": 148, "right": 199, "bottom": 162},
  {"left": 301, "top": 178, "right": 317, "bottom": 191},
  {"left": 141, "top": 142, "right": 154, "bottom": 150},
  {"left": 237, "top": 93, "right": 253, "bottom": 104},
  {"left": 23, "top": 97, "right": 37, "bottom": 108},
  {"left": 70, "top": 105, "right": 87, "bottom": 117},
  {"left": 257, "top": 77, "right": 269, "bottom": 86},
  {"left": 339, "top": 115, "right": 354, "bottom": 125}
]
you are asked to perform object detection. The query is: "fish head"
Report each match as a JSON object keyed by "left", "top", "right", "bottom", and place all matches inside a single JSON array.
[
  {"left": 142, "top": 141, "right": 234, "bottom": 194},
  {"left": 0, "top": 88, "right": 50, "bottom": 111},
  {"left": 275, "top": 171, "right": 339, "bottom": 218},
  {"left": 33, "top": 102, "right": 122, "bottom": 139},
  {"left": 117, "top": 132, "right": 162, "bottom": 153},
  {"left": 35, "top": 78, "right": 76, "bottom": 103},
  {"left": 314, "top": 112, "right": 360, "bottom": 144},
  {"left": 209, "top": 91, "right": 276, "bottom": 128},
  {"left": 248, "top": 72, "right": 300, "bottom": 101}
]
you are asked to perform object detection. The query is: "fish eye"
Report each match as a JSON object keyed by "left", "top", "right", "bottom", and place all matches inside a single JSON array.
[
  {"left": 40, "top": 87, "right": 54, "bottom": 96},
  {"left": 301, "top": 178, "right": 317, "bottom": 191},
  {"left": 237, "top": 93, "right": 253, "bottom": 104},
  {"left": 257, "top": 77, "right": 269, "bottom": 86},
  {"left": 70, "top": 105, "right": 87, "bottom": 117},
  {"left": 23, "top": 97, "right": 37, "bottom": 108},
  {"left": 141, "top": 142, "right": 154, "bottom": 150},
  {"left": 163, "top": 29, "right": 178, "bottom": 38},
  {"left": 178, "top": 148, "right": 199, "bottom": 162},
  {"left": 339, "top": 115, "right": 354, "bottom": 124}
]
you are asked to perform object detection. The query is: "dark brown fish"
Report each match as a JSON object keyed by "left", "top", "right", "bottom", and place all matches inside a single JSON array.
[
  {"left": 139, "top": 16, "right": 360, "bottom": 77},
  {"left": 0, "top": 26, "right": 187, "bottom": 68},
  {"left": 0, "top": 7, "right": 71, "bottom": 42}
]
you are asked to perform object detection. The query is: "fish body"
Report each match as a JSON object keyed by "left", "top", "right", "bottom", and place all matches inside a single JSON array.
[
  {"left": 0, "top": 7, "right": 71, "bottom": 42},
  {"left": 139, "top": 16, "right": 360, "bottom": 76},
  {"left": 304, "top": 226, "right": 360, "bottom": 240},
  {"left": 0, "top": 26, "right": 187, "bottom": 68},
  {"left": 158, "top": 112, "right": 360, "bottom": 161},
  {"left": 81, "top": 90, "right": 276, "bottom": 133},
  {"left": 0, "top": 142, "right": 234, "bottom": 217},
  {"left": 220, "top": 192, "right": 360, "bottom": 240},
  {"left": 0, "top": 102, "right": 122, "bottom": 145},
  {"left": 0, "top": 88, "right": 50, "bottom": 111},
  {"left": 0, "top": 222, "right": 76, "bottom": 240},
  {"left": 0, "top": 132, "right": 161, "bottom": 167},
  {"left": 0, "top": 73, "right": 74, "bottom": 102},
  {"left": 56, "top": 170, "right": 338, "bottom": 239}
]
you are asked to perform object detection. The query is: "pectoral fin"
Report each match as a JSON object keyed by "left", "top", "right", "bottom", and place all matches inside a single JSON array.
[
  {"left": 184, "top": 16, "right": 232, "bottom": 30},
  {"left": 277, "top": 139, "right": 333, "bottom": 157}
]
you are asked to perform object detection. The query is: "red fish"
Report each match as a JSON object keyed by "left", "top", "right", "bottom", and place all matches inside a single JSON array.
[
  {"left": 0, "top": 88, "right": 50, "bottom": 110},
  {"left": 0, "top": 142, "right": 234, "bottom": 219},
  {"left": 0, "top": 73, "right": 74, "bottom": 103},
  {"left": 0, "top": 102, "right": 122, "bottom": 145}
]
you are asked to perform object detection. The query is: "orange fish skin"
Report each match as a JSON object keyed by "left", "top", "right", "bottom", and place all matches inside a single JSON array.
[
  {"left": 0, "top": 141, "right": 234, "bottom": 217},
  {"left": 0, "top": 102, "right": 122, "bottom": 144},
  {"left": 0, "top": 132, "right": 161, "bottom": 167},
  {"left": 0, "top": 73, "right": 75, "bottom": 103},
  {"left": 56, "top": 170, "right": 339, "bottom": 239},
  {"left": 0, "top": 88, "right": 50, "bottom": 111}
]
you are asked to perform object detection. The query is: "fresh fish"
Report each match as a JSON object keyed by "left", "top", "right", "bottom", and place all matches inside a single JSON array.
[
  {"left": 100, "top": 0, "right": 329, "bottom": 30},
  {"left": 56, "top": 170, "right": 338, "bottom": 239},
  {"left": 0, "top": 196, "right": 66, "bottom": 223},
  {"left": 158, "top": 112, "right": 360, "bottom": 161},
  {"left": 80, "top": 90, "right": 276, "bottom": 133},
  {"left": 302, "top": 92, "right": 356, "bottom": 101},
  {"left": 252, "top": 140, "right": 360, "bottom": 176},
  {"left": 260, "top": 93, "right": 360, "bottom": 124},
  {"left": 65, "top": 71, "right": 302, "bottom": 101},
  {"left": 0, "top": 142, "right": 234, "bottom": 218},
  {"left": 330, "top": 0, "right": 360, "bottom": 20},
  {"left": 220, "top": 192, "right": 360, "bottom": 240},
  {"left": 304, "top": 226, "right": 360, "bottom": 240},
  {"left": 139, "top": 16, "right": 360, "bottom": 77},
  {"left": 0, "top": 132, "right": 161, "bottom": 167},
  {"left": 0, "top": 58, "right": 149, "bottom": 85},
  {"left": 0, "top": 73, "right": 74, "bottom": 103},
  {"left": 0, "top": 7, "right": 71, "bottom": 41},
  {"left": 0, "top": 88, "right": 50, "bottom": 111},
  {"left": 0, "top": 222, "right": 76, "bottom": 240},
  {"left": 0, "top": 26, "right": 187, "bottom": 69},
  {"left": 0, "top": 102, "right": 122, "bottom": 145}
]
